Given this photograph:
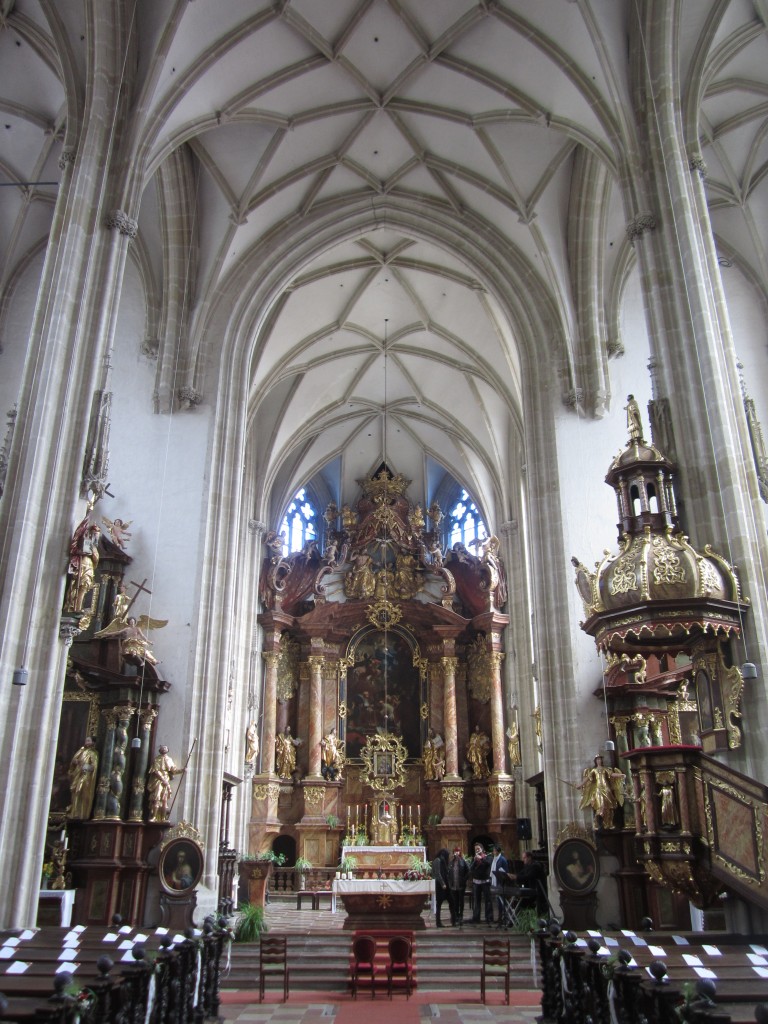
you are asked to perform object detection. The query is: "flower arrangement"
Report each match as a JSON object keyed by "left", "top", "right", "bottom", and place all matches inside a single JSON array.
[
  {"left": 241, "top": 850, "right": 286, "bottom": 865},
  {"left": 402, "top": 856, "right": 432, "bottom": 880}
]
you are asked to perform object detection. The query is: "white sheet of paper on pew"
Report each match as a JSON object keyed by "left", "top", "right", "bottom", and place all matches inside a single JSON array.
[
  {"left": 103, "top": 932, "right": 119, "bottom": 942},
  {"left": 155, "top": 927, "right": 168, "bottom": 935},
  {"left": 119, "top": 925, "right": 132, "bottom": 934},
  {"left": 683, "top": 954, "right": 703, "bottom": 966},
  {"left": 58, "top": 949, "right": 78, "bottom": 960},
  {"left": 56, "top": 962, "right": 78, "bottom": 974},
  {"left": 604, "top": 937, "right": 618, "bottom": 947},
  {"left": 672, "top": 935, "right": 689, "bottom": 945},
  {"left": 694, "top": 967, "right": 717, "bottom": 979},
  {"left": 2, "top": 937, "right": 20, "bottom": 947},
  {"left": 63, "top": 939, "right": 79, "bottom": 948},
  {"left": 118, "top": 940, "right": 133, "bottom": 950},
  {"left": 19, "top": 931, "right": 35, "bottom": 941},
  {"left": 73, "top": 926, "right": 85, "bottom": 933},
  {"left": 753, "top": 966, "right": 768, "bottom": 978},
  {"left": 747, "top": 953, "right": 768, "bottom": 965},
  {"left": 574, "top": 938, "right": 588, "bottom": 947},
  {"left": 121, "top": 950, "right": 136, "bottom": 962},
  {"left": 135, "top": 933, "right": 149, "bottom": 942},
  {"left": 621, "top": 929, "right": 636, "bottom": 936},
  {"left": 173, "top": 934, "right": 185, "bottom": 944},
  {"left": 596, "top": 946, "right": 610, "bottom": 956},
  {"left": 702, "top": 945, "right": 722, "bottom": 956},
  {"left": 5, "top": 961, "right": 30, "bottom": 974},
  {"left": 751, "top": 945, "right": 768, "bottom": 955},
  {"left": 648, "top": 946, "right": 667, "bottom": 957},
  {"left": 630, "top": 936, "right": 647, "bottom": 946},
  {"left": 0, "top": 948, "right": 14, "bottom": 960},
  {"left": 588, "top": 930, "right": 602, "bottom": 937}
]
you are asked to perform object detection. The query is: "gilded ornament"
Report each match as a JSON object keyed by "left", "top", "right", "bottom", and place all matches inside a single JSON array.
[
  {"left": 304, "top": 786, "right": 325, "bottom": 807},
  {"left": 338, "top": 701, "right": 348, "bottom": 719},
  {"left": 466, "top": 636, "right": 492, "bottom": 702},
  {"left": 443, "top": 786, "right": 463, "bottom": 808},
  {"left": 159, "top": 819, "right": 203, "bottom": 852},
  {"left": 366, "top": 596, "right": 403, "bottom": 629},
  {"left": 420, "top": 703, "right": 429, "bottom": 720},
  {"left": 276, "top": 635, "right": 299, "bottom": 701},
  {"left": 651, "top": 535, "right": 686, "bottom": 585},
  {"left": 610, "top": 547, "right": 640, "bottom": 596},
  {"left": 493, "top": 784, "right": 514, "bottom": 802},
  {"left": 359, "top": 733, "right": 408, "bottom": 793}
]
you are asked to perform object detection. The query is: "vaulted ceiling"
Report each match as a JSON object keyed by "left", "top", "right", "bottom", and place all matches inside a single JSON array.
[{"left": 2, "top": 1, "right": 768, "bottom": 527}]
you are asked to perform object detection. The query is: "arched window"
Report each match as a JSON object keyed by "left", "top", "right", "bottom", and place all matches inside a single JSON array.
[
  {"left": 280, "top": 488, "right": 318, "bottom": 554},
  {"left": 448, "top": 489, "right": 488, "bottom": 551}
]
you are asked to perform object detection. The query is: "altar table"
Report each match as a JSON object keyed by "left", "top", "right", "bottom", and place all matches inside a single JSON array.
[{"left": 332, "top": 878, "right": 434, "bottom": 928}]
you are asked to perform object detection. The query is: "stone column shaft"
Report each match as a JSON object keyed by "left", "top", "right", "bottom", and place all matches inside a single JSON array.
[
  {"left": 442, "top": 656, "right": 460, "bottom": 778},
  {"left": 489, "top": 648, "right": 505, "bottom": 775},
  {"left": 307, "top": 655, "right": 324, "bottom": 778},
  {"left": 261, "top": 651, "right": 279, "bottom": 777}
]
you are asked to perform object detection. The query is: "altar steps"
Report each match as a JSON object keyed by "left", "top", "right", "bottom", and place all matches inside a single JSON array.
[{"left": 223, "top": 929, "right": 537, "bottom": 993}]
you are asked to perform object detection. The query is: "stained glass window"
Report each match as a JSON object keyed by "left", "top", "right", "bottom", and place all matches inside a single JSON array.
[
  {"left": 280, "top": 488, "right": 317, "bottom": 554},
  {"left": 448, "top": 489, "right": 488, "bottom": 550}
]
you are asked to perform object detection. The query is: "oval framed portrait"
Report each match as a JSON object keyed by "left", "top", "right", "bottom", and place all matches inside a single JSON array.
[
  {"left": 553, "top": 838, "right": 599, "bottom": 895},
  {"left": 159, "top": 837, "right": 203, "bottom": 895}
]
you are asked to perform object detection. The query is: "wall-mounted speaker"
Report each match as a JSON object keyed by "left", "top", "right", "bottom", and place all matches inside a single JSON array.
[{"left": 517, "top": 817, "right": 532, "bottom": 840}]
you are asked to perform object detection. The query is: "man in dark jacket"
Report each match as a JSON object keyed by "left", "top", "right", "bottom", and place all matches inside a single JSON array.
[
  {"left": 432, "top": 848, "right": 450, "bottom": 927},
  {"left": 447, "top": 847, "right": 469, "bottom": 926},
  {"left": 470, "top": 843, "right": 493, "bottom": 923}
]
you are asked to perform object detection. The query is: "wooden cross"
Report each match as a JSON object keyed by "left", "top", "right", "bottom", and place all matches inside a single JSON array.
[{"left": 124, "top": 578, "right": 152, "bottom": 617}]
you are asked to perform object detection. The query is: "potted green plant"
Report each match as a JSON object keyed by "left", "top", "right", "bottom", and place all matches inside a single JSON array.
[
  {"left": 234, "top": 902, "right": 267, "bottom": 942},
  {"left": 340, "top": 854, "right": 357, "bottom": 878},
  {"left": 326, "top": 813, "right": 339, "bottom": 829},
  {"left": 295, "top": 856, "right": 312, "bottom": 889}
]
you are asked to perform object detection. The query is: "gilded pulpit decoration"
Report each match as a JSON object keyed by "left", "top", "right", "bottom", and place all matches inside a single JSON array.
[
  {"left": 656, "top": 771, "right": 678, "bottom": 827},
  {"left": 610, "top": 541, "right": 641, "bottom": 597},
  {"left": 276, "top": 634, "right": 299, "bottom": 701},
  {"left": 651, "top": 534, "right": 686, "bottom": 585},
  {"left": 466, "top": 636, "right": 492, "bottom": 702}
]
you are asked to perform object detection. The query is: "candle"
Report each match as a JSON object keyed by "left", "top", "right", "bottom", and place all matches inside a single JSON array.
[
  {"left": 409, "top": 805, "right": 412, "bottom": 826},
  {"left": 417, "top": 805, "right": 421, "bottom": 830},
  {"left": 355, "top": 804, "right": 358, "bottom": 828},
  {"left": 347, "top": 806, "right": 350, "bottom": 831}
]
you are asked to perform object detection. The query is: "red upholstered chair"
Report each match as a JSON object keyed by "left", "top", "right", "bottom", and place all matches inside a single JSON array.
[
  {"left": 481, "top": 937, "right": 511, "bottom": 1004},
  {"left": 351, "top": 934, "right": 378, "bottom": 999},
  {"left": 387, "top": 935, "right": 413, "bottom": 999},
  {"left": 259, "top": 935, "right": 289, "bottom": 1002}
]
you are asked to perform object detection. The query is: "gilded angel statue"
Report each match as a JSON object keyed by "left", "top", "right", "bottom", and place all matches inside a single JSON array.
[
  {"left": 94, "top": 613, "right": 168, "bottom": 667},
  {"left": 577, "top": 754, "right": 626, "bottom": 829}
]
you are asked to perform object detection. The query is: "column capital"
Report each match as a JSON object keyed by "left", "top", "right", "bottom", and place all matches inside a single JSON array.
[
  {"left": 625, "top": 213, "right": 657, "bottom": 245},
  {"left": 105, "top": 209, "right": 138, "bottom": 238}
]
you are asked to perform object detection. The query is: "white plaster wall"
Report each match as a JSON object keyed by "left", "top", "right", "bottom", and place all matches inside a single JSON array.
[
  {"left": 554, "top": 268, "right": 653, "bottom": 763},
  {"left": 97, "top": 260, "right": 213, "bottom": 766}
]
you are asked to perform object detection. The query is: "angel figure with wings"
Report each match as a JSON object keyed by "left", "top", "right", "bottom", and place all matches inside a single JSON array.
[
  {"left": 94, "top": 613, "right": 167, "bottom": 667},
  {"left": 102, "top": 516, "right": 132, "bottom": 549},
  {"left": 577, "top": 754, "right": 626, "bottom": 830}
]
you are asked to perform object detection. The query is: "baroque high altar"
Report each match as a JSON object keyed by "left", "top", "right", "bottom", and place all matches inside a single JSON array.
[{"left": 252, "top": 468, "right": 517, "bottom": 867}]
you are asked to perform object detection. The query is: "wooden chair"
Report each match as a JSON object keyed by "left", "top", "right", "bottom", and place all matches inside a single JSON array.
[
  {"left": 258, "top": 935, "right": 289, "bottom": 1002},
  {"left": 480, "top": 937, "right": 511, "bottom": 1005},
  {"left": 351, "top": 934, "right": 378, "bottom": 999},
  {"left": 387, "top": 935, "right": 413, "bottom": 999}
]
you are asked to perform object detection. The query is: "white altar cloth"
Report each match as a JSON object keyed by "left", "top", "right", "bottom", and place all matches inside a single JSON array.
[{"left": 331, "top": 877, "right": 434, "bottom": 913}]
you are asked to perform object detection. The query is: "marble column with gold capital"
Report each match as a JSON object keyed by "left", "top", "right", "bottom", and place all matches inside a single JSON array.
[
  {"left": 307, "top": 654, "right": 324, "bottom": 778},
  {"left": 441, "top": 655, "right": 460, "bottom": 779},
  {"left": 128, "top": 705, "right": 157, "bottom": 821},
  {"left": 93, "top": 707, "right": 119, "bottom": 820},
  {"left": 489, "top": 647, "right": 506, "bottom": 775},
  {"left": 261, "top": 650, "right": 279, "bottom": 777}
]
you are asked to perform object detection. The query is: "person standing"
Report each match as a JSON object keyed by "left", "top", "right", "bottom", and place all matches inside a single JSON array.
[
  {"left": 432, "top": 848, "right": 450, "bottom": 928},
  {"left": 489, "top": 843, "right": 509, "bottom": 925},
  {"left": 448, "top": 847, "right": 469, "bottom": 926},
  {"left": 470, "top": 843, "right": 492, "bottom": 924},
  {"left": 510, "top": 851, "right": 547, "bottom": 915}
]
